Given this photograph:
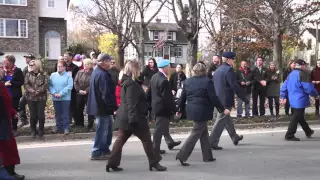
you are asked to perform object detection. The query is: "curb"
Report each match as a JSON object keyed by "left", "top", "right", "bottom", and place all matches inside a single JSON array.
[{"left": 15, "top": 120, "right": 320, "bottom": 143}]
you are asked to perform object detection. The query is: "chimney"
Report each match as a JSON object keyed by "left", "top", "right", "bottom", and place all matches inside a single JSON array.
[{"left": 155, "top": 18, "right": 161, "bottom": 23}]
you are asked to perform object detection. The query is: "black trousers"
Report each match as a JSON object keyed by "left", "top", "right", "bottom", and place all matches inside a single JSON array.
[
  {"left": 75, "top": 94, "right": 95, "bottom": 127},
  {"left": 153, "top": 116, "right": 175, "bottom": 154},
  {"left": 315, "top": 99, "right": 319, "bottom": 112},
  {"left": 268, "top": 96, "right": 280, "bottom": 115},
  {"left": 285, "top": 97, "right": 292, "bottom": 115},
  {"left": 11, "top": 97, "right": 20, "bottom": 131},
  {"left": 27, "top": 100, "right": 46, "bottom": 133},
  {"left": 108, "top": 126, "right": 162, "bottom": 167},
  {"left": 69, "top": 92, "right": 77, "bottom": 123},
  {"left": 285, "top": 108, "right": 312, "bottom": 139},
  {"left": 4, "top": 165, "right": 15, "bottom": 176},
  {"left": 252, "top": 88, "right": 266, "bottom": 116},
  {"left": 18, "top": 95, "right": 28, "bottom": 122}
]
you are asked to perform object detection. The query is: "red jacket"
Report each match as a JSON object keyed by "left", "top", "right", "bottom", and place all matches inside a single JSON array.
[
  {"left": 0, "top": 82, "right": 20, "bottom": 166},
  {"left": 311, "top": 67, "right": 320, "bottom": 92},
  {"left": 116, "top": 80, "right": 121, "bottom": 107}
]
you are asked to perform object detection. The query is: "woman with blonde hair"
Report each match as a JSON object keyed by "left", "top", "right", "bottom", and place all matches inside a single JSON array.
[
  {"left": 24, "top": 60, "right": 48, "bottom": 137},
  {"left": 107, "top": 60, "right": 166, "bottom": 172},
  {"left": 266, "top": 61, "right": 281, "bottom": 116},
  {"left": 74, "top": 58, "right": 95, "bottom": 129},
  {"left": 175, "top": 62, "right": 226, "bottom": 166}
]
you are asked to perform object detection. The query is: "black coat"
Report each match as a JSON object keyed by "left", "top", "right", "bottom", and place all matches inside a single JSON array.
[
  {"left": 0, "top": 67, "right": 24, "bottom": 98},
  {"left": 251, "top": 67, "right": 268, "bottom": 90},
  {"left": 0, "top": 96, "right": 11, "bottom": 140},
  {"left": 282, "top": 68, "right": 292, "bottom": 82},
  {"left": 169, "top": 71, "right": 186, "bottom": 92},
  {"left": 207, "top": 64, "right": 218, "bottom": 79},
  {"left": 141, "top": 66, "right": 158, "bottom": 86},
  {"left": 147, "top": 72, "right": 176, "bottom": 117},
  {"left": 179, "top": 76, "right": 224, "bottom": 122},
  {"left": 236, "top": 68, "right": 253, "bottom": 94},
  {"left": 114, "top": 75, "right": 149, "bottom": 130},
  {"left": 266, "top": 69, "right": 280, "bottom": 97},
  {"left": 108, "top": 67, "right": 120, "bottom": 88}
]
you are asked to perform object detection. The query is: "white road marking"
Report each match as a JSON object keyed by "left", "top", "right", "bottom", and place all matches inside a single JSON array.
[{"left": 17, "top": 127, "right": 320, "bottom": 150}]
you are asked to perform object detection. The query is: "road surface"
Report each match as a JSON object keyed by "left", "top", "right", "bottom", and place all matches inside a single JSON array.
[{"left": 17, "top": 126, "right": 320, "bottom": 180}]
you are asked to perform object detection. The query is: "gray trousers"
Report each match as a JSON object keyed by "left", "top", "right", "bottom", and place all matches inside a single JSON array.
[
  {"left": 153, "top": 116, "right": 174, "bottom": 153},
  {"left": 176, "top": 121, "right": 213, "bottom": 161},
  {"left": 210, "top": 109, "right": 238, "bottom": 147}
]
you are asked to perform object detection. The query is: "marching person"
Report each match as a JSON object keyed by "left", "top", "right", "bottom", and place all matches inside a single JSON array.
[
  {"left": 0, "top": 54, "right": 24, "bottom": 137},
  {"left": 0, "top": 81, "right": 25, "bottom": 180},
  {"left": 169, "top": 64, "right": 186, "bottom": 96},
  {"left": 24, "top": 60, "right": 48, "bottom": 137},
  {"left": 283, "top": 60, "right": 295, "bottom": 116},
  {"left": 266, "top": 62, "right": 281, "bottom": 117},
  {"left": 147, "top": 59, "right": 181, "bottom": 155},
  {"left": 18, "top": 54, "right": 36, "bottom": 129},
  {"left": 107, "top": 60, "right": 166, "bottom": 172},
  {"left": 49, "top": 60, "right": 73, "bottom": 135},
  {"left": 280, "top": 59, "right": 318, "bottom": 141},
  {"left": 236, "top": 60, "right": 253, "bottom": 118},
  {"left": 252, "top": 57, "right": 268, "bottom": 116},
  {"left": 87, "top": 54, "right": 117, "bottom": 160},
  {"left": 74, "top": 59, "right": 95, "bottom": 130},
  {"left": 210, "top": 52, "right": 248, "bottom": 150},
  {"left": 176, "top": 63, "right": 228, "bottom": 166},
  {"left": 310, "top": 60, "right": 320, "bottom": 116}
]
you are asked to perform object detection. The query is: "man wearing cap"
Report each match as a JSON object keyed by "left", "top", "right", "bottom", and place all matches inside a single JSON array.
[
  {"left": 147, "top": 59, "right": 181, "bottom": 155},
  {"left": 210, "top": 52, "right": 248, "bottom": 150},
  {"left": 87, "top": 53, "right": 117, "bottom": 160},
  {"left": 17, "top": 54, "right": 36, "bottom": 129},
  {"left": 280, "top": 59, "right": 319, "bottom": 141},
  {"left": 310, "top": 60, "right": 320, "bottom": 116}
]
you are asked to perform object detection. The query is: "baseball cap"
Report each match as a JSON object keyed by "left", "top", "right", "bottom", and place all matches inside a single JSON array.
[
  {"left": 97, "top": 53, "right": 113, "bottom": 62},
  {"left": 222, "top": 52, "right": 236, "bottom": 60},
  {"left": 23, "top": 54, "right": 36, "bottom": 59},
  {"left": 295, "top": 59, "right": 307, "bottom": 66},
  {"left": 0, "top": 51, "right": 4, "bottom": 56}
]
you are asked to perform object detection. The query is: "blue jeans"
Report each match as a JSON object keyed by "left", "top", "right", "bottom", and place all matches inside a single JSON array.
[
  {"left": 53, "top": 101, "right": 70, "bottom": 132},
  {"left": 237, "top": 94, "right": 251, "bottom": 117},
  {"left": 91, "top": 115, "right": 113, "bottom": 157}
]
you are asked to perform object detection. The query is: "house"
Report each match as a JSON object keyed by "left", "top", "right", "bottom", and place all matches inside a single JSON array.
[
  {"left": 125, "top": 19, "right": 188, "bottom": 66},
  {"left": 297, "top": 28, "right": 320, "bottom": 66},
  {"left": 0, "top": 0, "right": 69, "bottom": 68}
]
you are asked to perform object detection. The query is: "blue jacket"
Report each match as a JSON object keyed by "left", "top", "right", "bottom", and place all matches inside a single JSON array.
[
  {"left": 87, "top": 66, "right": 117, "bottom": 116},
  {"left": 179, "top": 76, "right": 224, "bottom": 122},
  {"left": 213, "top": 63, "right": 248, "bottom": 108},
  {"left": 280, "top": 68, "right": 318, "bottom": 108},
  {"left": 49, "top": 71, "right": 73, "bottom": 101}
]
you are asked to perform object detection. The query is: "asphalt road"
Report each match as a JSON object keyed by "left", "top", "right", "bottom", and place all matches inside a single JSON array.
[{"left": 17, "top": 126, "right": 320, "bottom": 180}]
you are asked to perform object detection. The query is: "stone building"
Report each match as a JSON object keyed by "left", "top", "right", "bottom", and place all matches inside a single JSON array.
[{"left": 0, "top": 0, "right": 69, "bottom": 68}]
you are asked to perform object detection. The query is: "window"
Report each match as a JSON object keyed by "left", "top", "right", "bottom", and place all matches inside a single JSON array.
[
  {"left": 48, "top": 0, "right": 54, "bottom": 8},
  {"left": 167, "top": 32, "right": 173, "bottom": 40},
  {"left": 154, "top": 31, "right": 159, "bottom": 40},
  {"left": 0, "top": 19, "right": 28, "bottom": 38},
  {"left": 307, "top": 39, "right": 312, "bottom": 50},
  {"left": 173, "top": 46, "right": 182, "bottom": 57},
  {"left": 0, "top": 0, "right": 27, "bottom": 5},
  {"left": 144, "top": 45, "right": 153, "bottom": 57}
]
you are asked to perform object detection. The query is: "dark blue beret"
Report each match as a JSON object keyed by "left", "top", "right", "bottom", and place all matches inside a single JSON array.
[
  {"left": 222, "top": 52, "right": 236, "bottom": 60},
  {"left": 0, "top": 51, "right": 4, "bottom": 56}
]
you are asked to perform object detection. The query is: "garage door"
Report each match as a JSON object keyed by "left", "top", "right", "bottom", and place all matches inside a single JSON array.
[{"left": 2, "top": 52, "right": 28, "bottom": 69}]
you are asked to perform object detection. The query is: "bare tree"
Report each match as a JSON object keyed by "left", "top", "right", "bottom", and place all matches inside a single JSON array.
[
  {"left": 170, "top": 0, "right": 204, "bottom": 77},
  {"left": 131, "top": 0, "right": 167, "bottom": 66},
  {"left": 83, "top": 0, "right": 137, "bottom": 67}
]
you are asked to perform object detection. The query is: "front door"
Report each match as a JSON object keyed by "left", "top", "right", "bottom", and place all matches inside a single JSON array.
[
  {"left": 48, "top": 38, "right": 61, "bottom": 59},
  {"left": 163, "top": 46, "right": 170, "bottom": 60}
]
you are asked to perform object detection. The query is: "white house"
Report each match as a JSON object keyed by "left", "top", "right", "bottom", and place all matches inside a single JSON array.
[{"left": 297, "top": 28, "right": 320, "bottom": 66}]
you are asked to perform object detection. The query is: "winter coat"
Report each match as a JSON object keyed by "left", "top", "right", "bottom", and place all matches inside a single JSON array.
[
  {"left": 141, "top": 66, "right": 159, "bottom": 86},
  {"left": 311, "top": 67, "right": 320, "bottom": 92},
  {"left": 236, "top": 67, "right": 253, "bottom": 94},
  {"left": 108, "top": 67, "right": 120, "bottom": 89},
  {"left": 169, "top": 71, "right": 186, "bottom": 92},
  {"left": 24, "top": 72, "right": 48, "bottom": 101},
  {"left": 251, "top": 66, "right": 268, "bottom": 90},
  {"left": 0, "top": 67, "right": 24, "bottom": 98},
  {"left": 74, "top": 69, "right": 92, "bottom": 94},
  {"left": 114, "top": 74, "right": 149, "bottom": 130},
  {"left": 116, "top": 80, "right": 121, "bottom": 107},
  {"left": 266, "top": 69, "right": 281, "bottom": 97},
  {"left": 281, "top": 68, "right": 318, "bottom": 108},
  {"left": 178, "top": 76, "right": 225, "bottom": 122}
]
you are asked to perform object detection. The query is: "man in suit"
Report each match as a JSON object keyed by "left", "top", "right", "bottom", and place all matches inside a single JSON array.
[
  {"left": 147, "top": 60, "right": 181, "bottom": 155},
  {"left": 210, "top": 52, "right": 248, "bottom": 150},
  {"left": 252, "top": 57, "right": 268, "bottom": 116}
]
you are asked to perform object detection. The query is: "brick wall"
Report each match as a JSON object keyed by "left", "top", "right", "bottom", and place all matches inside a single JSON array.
[{"left": 0, "top": 0, "right": 38, "bottom": 54}]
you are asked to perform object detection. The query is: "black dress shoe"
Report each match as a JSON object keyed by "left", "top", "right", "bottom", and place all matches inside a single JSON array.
[
  {"left": 204, "top": 158, "right": 216, "bottom": 162},
  {"left": 12, "top": 173, "right": 25, "bottom": 180},
  {"left": 233, "top": 135, "right": 243, "bottom": 145},
  {"left": 159, "top": 150, "right": 166, "bottom": 154},
  {"left": 176, "top": 157, "right": 189, "bottom": 166},
  {"left": 168, "top": 141, "right": 181, "bottom": 150},
  {"left": 306, "top": 130, "right": 314, "bottom": 138},
  {"left": 149, "top": 163, "right": 167, "bottom": 171},
  {"left": 106, "top": 165, "right": 123, "bottom": 172},
  {"left": 285, "top": 136, "right": 300, "bottom": 141},
  {"left": 211, "top": 146, "right": 223, "bottom": 150}
]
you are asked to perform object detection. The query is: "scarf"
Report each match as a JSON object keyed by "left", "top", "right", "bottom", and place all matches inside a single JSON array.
[{"left": 3, "top": 65, "right": 16, "bottom": 76}]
